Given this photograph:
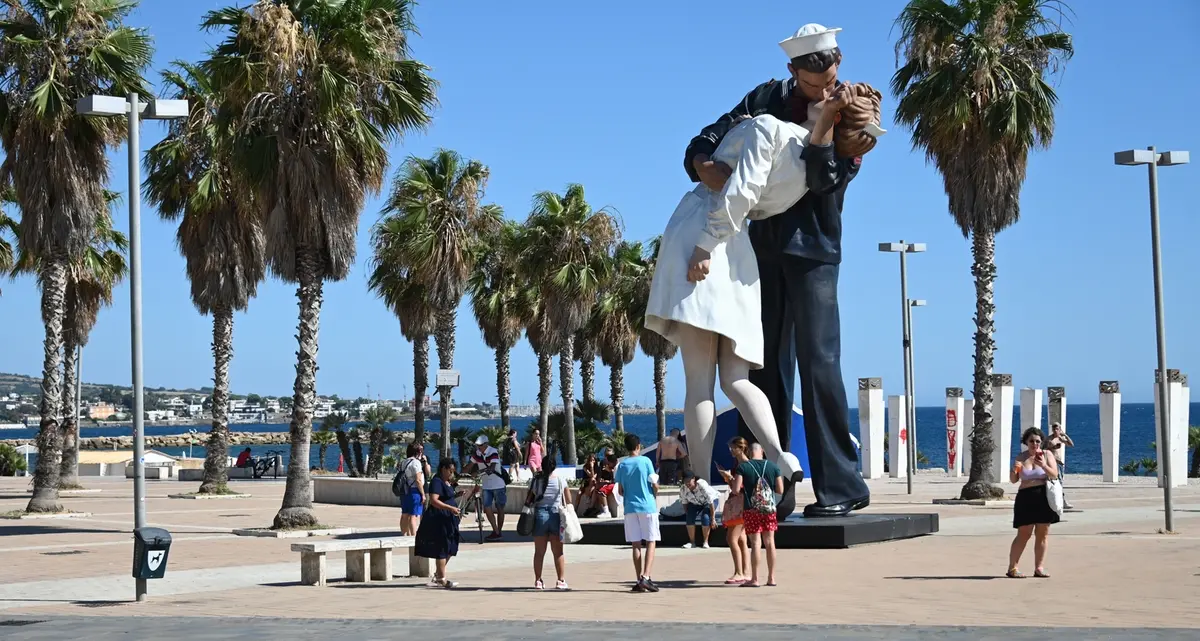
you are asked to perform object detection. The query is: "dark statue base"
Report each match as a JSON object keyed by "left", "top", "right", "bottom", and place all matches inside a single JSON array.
[{"left": 577, "top": 513, "right": 938, "bottom": 549}]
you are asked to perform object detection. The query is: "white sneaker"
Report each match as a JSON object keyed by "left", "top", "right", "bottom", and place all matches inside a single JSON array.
[
  {"left": 701, "top": 542, "right": 710, "bottom": 549},
  {"left": 556, "top": 580, "right": 570, "bottom": 591},
  {"left": 682, "top": 542, "right": 694, "bottom": 549}
]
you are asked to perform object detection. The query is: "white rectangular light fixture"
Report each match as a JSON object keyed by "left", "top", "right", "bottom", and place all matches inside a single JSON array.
[
  {"left": 76, "top": 95, "right": 129, "bottom": 116},
  {"left": 879, "top": 242, "right": 904, "bottom": 252},
  {"left": 908, "top": 243, "right": 927, "bottom": 253},
  {"left": 143, "top": 99, "right": 189, "bottom": 120},
  {"left": 1114, "top": 149, "right": 1157, "bottom": 166},
  {"left": 910, "top": 299, "right": 927, "bottom": 307},
  {"left": 1159, "top": 151, "right": 1190, "bottom": 167}
]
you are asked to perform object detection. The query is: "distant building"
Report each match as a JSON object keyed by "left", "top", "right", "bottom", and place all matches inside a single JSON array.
[
  {"left": 145, "top": 409, "right": 176, "bottom": 422},
  {"left": 89, "top": 402, "right": 118, "bottom": 420}
]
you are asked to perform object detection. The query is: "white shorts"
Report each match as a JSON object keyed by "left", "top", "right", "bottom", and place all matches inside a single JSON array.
[{"left": 624, "top": 513, "right": 661, "bottom": 544}]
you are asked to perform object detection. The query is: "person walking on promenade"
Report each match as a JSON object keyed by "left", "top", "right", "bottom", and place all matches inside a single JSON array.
[
  {"left": 718, "top": 436, "right": 752, "bottom": 584},
  {"left": 398, "top": 442, "right": 428, "bottom": 536},
  {"left": 731, "top": 443, "right": 782, "bottom": 587},
  {"left": 615, "top": 434, "right": 660, "bottom": 592},
  {"left": 525, "top": 428, "right": 545, "bottom": 474},
  {"left": 1046, "top": 423, "right": 1075, "bottom": 510},
  {"left": 468, "top": 435, "right": 508, "bottom": 541},
  {"left": 415, "top": 459, "right": 462, "bottom": 588},
  {"left": 1008, "top": 427, "right": 1060, "bottom": 579},
  {"left": 527, "top": 458, "right": 570, "bottom": 590},
  {"left": 679, "top": 470, "right": 718, "bottom": 549}
]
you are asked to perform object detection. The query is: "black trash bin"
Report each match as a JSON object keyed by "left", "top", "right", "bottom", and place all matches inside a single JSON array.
[{"left": 133, "top": 527, "right": 172, "bottom": 579}]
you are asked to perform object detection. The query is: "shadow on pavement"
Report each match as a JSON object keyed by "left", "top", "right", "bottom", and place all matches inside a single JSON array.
[
  {"left": 884, "top": 575, "right": 1004, "bottom": 581},
  {"left": 0, "top": 525, "right": 124, "bottom": 536}
]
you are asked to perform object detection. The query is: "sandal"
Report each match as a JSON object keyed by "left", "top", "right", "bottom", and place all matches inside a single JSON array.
[
  {"left": 1005, "top": 569, "right": 1026, "bottom": 579},
  {"left": 1034, "top": 569, "right": 1050, "bottom": 578},
  {"left": 740, "top": 581, "right": 760, "bottom": 588},
  {"left": 724, "top": 578, "right": 746, "bottom": 585}
]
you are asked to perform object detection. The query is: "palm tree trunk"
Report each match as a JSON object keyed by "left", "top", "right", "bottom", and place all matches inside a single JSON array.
[
  {"left": 27, "top": 256, "right": 68, "bottom": 514},
  {"left": 961, "top": 229, "right": 1003, "bottom": 500},
  {"left": 537, "top": 351, "right": 553, "bottom": 434},
  {"left": 435, "top": 307, "right": 456, "bottom": 461},
  {"left": 412, "top": 337, "right": 428, "bottom": 445},
  {"left": 335, "top": 429, "right": 356, "bottom": 478},
  {"left": 58, "top": 336, "right": 80, "bottom": 489},
  {"left": 351, "top": 432, "right": 366, "bottom": 476},
  {"left": 318, "top": 441, "right": 328, "bottom": 471},
  {"left": 495, "top": 346, "right": 511, "bottom": 431},
  {"left": 200, "top": 306, "right": 233, "bottom": 494},
  {"left": 579, "top": 336, "right": 596, "bottom": 405},
  {"left": 559, "top": 341, "right": 578, "bottom": 465},
  {"left": 654, "top": 354, "right": 667, "bottom": 445},
  {"left": 610, "top": 364, "right": 625, "bottom": 433},
  {"left": 368, "top": 427, "right": 384, "bottom": 476},
  {"left": 274, "top": 250, "right": 322, "bottom": 529}
]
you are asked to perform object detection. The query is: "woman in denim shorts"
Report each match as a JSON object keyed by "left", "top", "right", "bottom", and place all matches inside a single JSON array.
[{"left": 527, "top": 458, "right": 570, "bottom": 590}]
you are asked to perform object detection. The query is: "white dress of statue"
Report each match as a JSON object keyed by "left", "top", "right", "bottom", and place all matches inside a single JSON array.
[{"left": 645, "top": 112, "right": 817, "bottom": 483}]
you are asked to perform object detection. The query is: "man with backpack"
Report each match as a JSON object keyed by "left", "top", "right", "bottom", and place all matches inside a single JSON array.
[{"left": 732, "top": 443, "right": 784, "bottom": 587}]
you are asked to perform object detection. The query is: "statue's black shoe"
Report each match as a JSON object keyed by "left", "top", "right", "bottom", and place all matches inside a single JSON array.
[
  {"left": 775, "top": 469, "right": 806, "bottom": 520},
  {"left": 803, "top": 496, "right": 870, "bottom": 518}
]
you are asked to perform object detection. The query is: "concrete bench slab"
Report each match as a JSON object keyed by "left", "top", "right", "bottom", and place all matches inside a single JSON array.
[{"left": 291, "top": 536, "right": 425, "bottom": 586}]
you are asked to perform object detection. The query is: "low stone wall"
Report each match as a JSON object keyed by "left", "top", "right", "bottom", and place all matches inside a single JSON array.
[{"left": 3, "top": 431, "right": 292, "bottom": 450}]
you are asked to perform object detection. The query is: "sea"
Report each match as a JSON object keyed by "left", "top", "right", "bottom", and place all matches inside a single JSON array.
[{"left": 7, "top": 403, "right": 1197, "bottom": 475}]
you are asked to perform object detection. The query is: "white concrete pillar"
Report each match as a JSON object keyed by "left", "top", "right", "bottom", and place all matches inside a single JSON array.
[
  {"left": 1153, "top": 369, "right": 1188, "bottom": 489},
  {"left": 1047, "top": 387, "right": 1068, "bottom": 464},
  {"left": 963, "top": 398, "right": 975, "bottom": 473},
  {"left": 945, "top": 388, "right": 965, "bottom": 477},
  {"left": 992, "top": 374, "right": 1015, "bottom": 482},
  {"left": 888, "top": 394, "right": 908, "bottom": 479},
  {"left": 1019, "top": 387, "right": 1043, "bottom": 435},
  {"left": 858, "top": 378, "right": 885, "bottom": 479},
  {"left": 1099, "top": 381, "right": 1121, "bottom": 483}
]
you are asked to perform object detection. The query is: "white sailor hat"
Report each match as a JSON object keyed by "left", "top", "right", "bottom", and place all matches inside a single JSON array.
[{"left": 779, "top": 23, "right": 842, "bottom": 59}]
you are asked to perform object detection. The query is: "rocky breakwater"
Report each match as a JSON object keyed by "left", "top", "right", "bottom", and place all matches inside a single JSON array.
[{"left": 1, "top": 431, "right": 292, "bottom": 450}]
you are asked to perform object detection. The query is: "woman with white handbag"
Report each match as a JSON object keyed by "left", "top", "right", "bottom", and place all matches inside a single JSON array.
[
  {"left": 527, "top": 458, "right": 571, "bottom": 591},
  {"left": 1007, "top": 427, "right": 1061, "bottom": 579}
]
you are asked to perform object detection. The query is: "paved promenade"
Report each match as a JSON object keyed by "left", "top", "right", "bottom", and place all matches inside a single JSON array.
[{"left": 2, "top": 472, "right": 1199, "bottom": 638}]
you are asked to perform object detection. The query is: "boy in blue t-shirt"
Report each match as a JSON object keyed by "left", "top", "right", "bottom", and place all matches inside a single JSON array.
[{"left": 614, "top": 433, "right": 660, "bottom": 593}]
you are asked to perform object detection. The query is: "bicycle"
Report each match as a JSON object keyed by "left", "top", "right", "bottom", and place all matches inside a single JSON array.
[
  {"left": 255, "top": 449, "right": 285, "bottom": 479},
  {"left": 455, "top": 474, "right": 486, "bottom": 545}
]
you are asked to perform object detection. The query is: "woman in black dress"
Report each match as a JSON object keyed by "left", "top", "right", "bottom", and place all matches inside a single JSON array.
[
  {"left": 1007, "top": 427, "right": 1060, "bottom": 579},
  {"left": 415, "top": 459, "right": 461, "bottom": 588}
]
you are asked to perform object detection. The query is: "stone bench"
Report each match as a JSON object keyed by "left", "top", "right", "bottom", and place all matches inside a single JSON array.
[{"left": 290, "top": 536, "right": 427, "bottom": 586}]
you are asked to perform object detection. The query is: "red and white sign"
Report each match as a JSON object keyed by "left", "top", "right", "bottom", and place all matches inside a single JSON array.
[{"left": 946, "top": 409, "right": 957, "bottom": 429}]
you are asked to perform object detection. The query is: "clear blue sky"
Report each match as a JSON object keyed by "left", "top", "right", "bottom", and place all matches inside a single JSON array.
[{"left": 1, "top": 0, "right": 1198, "bottom": 408}]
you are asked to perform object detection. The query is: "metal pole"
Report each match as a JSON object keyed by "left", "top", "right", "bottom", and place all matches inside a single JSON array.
[
  {"left": 128, "top": 92, "right": 148, "bottom": 601},
  {"left": 898, "top": 245, "right": 913, "bottom": 495},
  {"left": 1146, "top": 146, "right": 1174, "bottom": 532},
  {"left": 76, "top": 347, "right": 82, "bottom": 428},
  {"left": 905, "top": 301, "right": 918, "bottom": 473}
]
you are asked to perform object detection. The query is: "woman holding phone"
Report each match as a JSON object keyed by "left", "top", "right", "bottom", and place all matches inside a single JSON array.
[
  {"left": 717, "top": 437, "right": 752, "bottom": 585},
  {"left": 1007, "top": 427, "right": 1060, "bottom": 578}
]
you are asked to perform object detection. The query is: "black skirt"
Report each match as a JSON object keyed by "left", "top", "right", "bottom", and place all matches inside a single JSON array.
[{"left": 1013, "top": 484, "right": 1060, "bottom": 528}]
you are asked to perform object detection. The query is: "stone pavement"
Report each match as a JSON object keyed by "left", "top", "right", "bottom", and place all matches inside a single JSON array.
[
  {"left": 3, "top": 473, "right": 1200, "bottom": 634},
  {"left": 1, "top": 618, "right": 1198, "bottom": 641}
]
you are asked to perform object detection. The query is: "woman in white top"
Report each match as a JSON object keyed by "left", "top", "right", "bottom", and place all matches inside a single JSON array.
[
  {"left": 526, "top": 458, "right": 570, "bottom": 590},
  {"left": 1008, "top": 427, "right": 1060, "bottom": 579},
  {"left": 645, "top": 83, "right": 884, "bottom": 481}
]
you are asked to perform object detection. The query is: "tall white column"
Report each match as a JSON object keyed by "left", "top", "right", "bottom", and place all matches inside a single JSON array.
[
  {"left": 992, "top": 374, "right": 1015, "bottom": 482},
  {"left": 963, "top": 398, "right": 975, "bottom": 473},
  {"left": 888, "top": 394, "right": 908, "bottom": 479},
  {"left": 945, "top": 387, "right": 965, "bottom": 477},
  {"left": 858, "top": 378, "right": 885, "bottom": 479},
  {"left": 1019, "top": 388, "right": 1042, "bottom": 436},
  {"left": 1099, "top": 381, "right": 1121, "bottom": 483},
  {"left": 1153, "top": 369, "right": 1187, "bottom": 489},
  {"left": 1047, "top": 387, "right": 1068, "bottom": 464}
]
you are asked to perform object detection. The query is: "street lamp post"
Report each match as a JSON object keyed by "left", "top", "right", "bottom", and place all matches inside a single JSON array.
[
  {"left": 907, "top": 298, "right": 927, "bottom": 470},
  {"left": 77, "top": 93, "right": 188, "bottom": 602},
  {"left": 1114, "top": 146, "right": 1189, "bottom": 533},
  {"left": 879, "top": 241, "right": 926, "bottom": 494}
]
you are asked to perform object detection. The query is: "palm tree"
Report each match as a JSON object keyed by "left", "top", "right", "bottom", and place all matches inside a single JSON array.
[
  {"left": 0, "top": 209, "right": 17, "bottom": 294},
  {"left": 1189, "top": 426, "right": 1200, "bottom": 479},
  {"left": 636, "top": 237, "right": 675, "bottom": 443},
  {"left": 373, "top": 149, "right": 497, "bottom": 462},
  {"left": 521, "top": 184, "right": 618, "bottom": 465},
  {"left": 0, "top": 0, "right": 151, "bottom": 513},
  {"left": 368, "top": 261, "right": 434, "bottom": 445},
  {"left": 312, "top": 429, "right": 335, "bottom": 471},
  {"left": 360, "top": 405, "right": 398, "bottom": 476},
  {"left": 144, "top": 62, "right": 266, "bottom": 495},
  {"left": 575, "top": 329, "right": 598, "bottom": 405},
  {"left": 516, "top": 281, "right": 557, "bottom": 436},
  {"left": 468, "top": 220, "right": 524, "bottom": 432},
  {"left": 58, "top": 208, "right": 127, "bottom": 488},
  {"left": 892, "top": 0, "right": 1073, "bottom": 499},
  {"left": 203, "top": 0, "right": 436, "bottom": 528},
  {"left": 8, "top": 192, "right": 127, "bottom": 488},
  {"left": 321, "top": 412, "right": 354, "bottom": 476},
  {"left": 597, "top": 240, "right": 649, "bottom": 433}
]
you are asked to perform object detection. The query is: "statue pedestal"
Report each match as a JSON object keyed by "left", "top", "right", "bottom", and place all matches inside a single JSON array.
[{"left": 1019, "top": 387, "right": 1042, "bottom": 434}]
